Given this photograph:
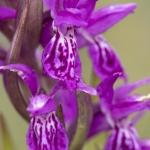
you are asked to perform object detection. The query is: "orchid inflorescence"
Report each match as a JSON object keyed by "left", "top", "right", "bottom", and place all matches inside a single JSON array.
[{"left": 0, "top": 0, "right": 150, "bottom": 150}]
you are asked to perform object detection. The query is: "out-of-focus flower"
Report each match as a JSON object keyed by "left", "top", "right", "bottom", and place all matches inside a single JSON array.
[
  {"left": 0, "top": 6, "right": 16, "bottom": 20},
  {"left": 88, "top": 73, "right": 150, "bottom": 150},
  {"left": 0, "top": 64, "right": 69, "bottom": 150},
  {"left": 76, "top": 3, "right": 136, "bottom": 81}
]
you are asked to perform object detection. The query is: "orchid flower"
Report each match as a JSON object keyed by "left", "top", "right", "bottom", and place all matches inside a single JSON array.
[
  {"left": 42, "top": 0, "right": 97, "bottom": 94},
  {"left": 0, "top": 64, "right": 69, "bottom": 150},
  {"left": 76, "top": 3, "right": 137, "bottom": 81},
  {"left": 43, "top": 1, "right": 136, "bottom": 81},
  {"left": 88, "top": 73, "right": 150, "bottom": 150}
]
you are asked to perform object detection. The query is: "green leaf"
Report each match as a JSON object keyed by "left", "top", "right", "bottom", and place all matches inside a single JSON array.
[{"left": 69, "top": 91, "right": 93, "bottom": 150}]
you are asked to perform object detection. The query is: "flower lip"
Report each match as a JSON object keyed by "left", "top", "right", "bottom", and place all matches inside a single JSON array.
[{"left": 27, "top": 94, "right": 57, "bottom": 117}]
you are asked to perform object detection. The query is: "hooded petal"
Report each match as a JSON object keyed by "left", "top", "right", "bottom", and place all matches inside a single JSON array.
[
  {"left": 0, "top": 6, "right": 16, "bottom": 19},
  {"left": 54, "top": 9, "right": 87, "bottom": 26},
  {"left": 62, "top": 0, "right": 80, "bottom": 9},
  {"left": 88, "top": 36, "right": 127, "bottom": 81},
  {"left": 42, "top": 25, "right": 79, "bottom": 90},
  {"left": 114, "top": 77, "right": 150, "bottom": 103},
  {"left": 104, "top": 122, "right": 141, "bottom": 150},
  {"left": 26, "top": 112, "right": 69, "bottom": 150},
  {"left": 0, "top": 64, "right": 39, "bottom": 96},
  {"left": 62, "top": 0, "right": 97, "bottom": 19},
  {"left": 86, "top": 3, "right": 137, "bottom": 35},
  {"left": 27, "top": 94, "right": 57, "bottom": 117}
]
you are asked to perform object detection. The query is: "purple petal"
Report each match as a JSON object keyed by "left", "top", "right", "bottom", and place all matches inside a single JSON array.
[
  {"left": 140, "top": 139, "right": 150, "bottom": 150},
  {"left": 86, "top": 3, "right": 137, "bottom": 35},
  {"left": 54, "top": 9, "right": 87, "bottom": 26},
  {"left": 76, "top": 0, "right": 97, "bottom": 20},
  {"left": 27, "top": 94, "right": 57, "bottom": 117},
  {"left": 76, "top": 80, "right": 97, "bottom": 95},
  {"left": 55, "top": 90, "right": 77, "bottom": 123},
  {"left": 75, "top": 31, "right": 88, "bottom": 48},
  {"left": 43, "top": 0, "right": 59, "bottom": 18},
  {"left": 62, "top": 0, "right": 80, "bottom": 9},
  {"left": 97, "top": 73, "right": 120, "bottom": 112},
  {"left": 111, "top": 100, "right": 150, "bottom": 120},
  {"left": 42, "top": 25, "right": 78, "bottom": 90},
  {"left": 88, "top": 110, "right": 111, "bottom": 138},
  {"left": 104, "top": 123, "right": 141, "bottom": 150},
  {"left": 40, "top": 21, "right": 53, "bottom": 48},
  {"left": 0, "top": 6, "right": 16, "bottom": 20},
  {"left": 114, "top": 77, "right": 150, "bottom": 103},
  {"left": 0, "top": 64, "right": 39, "bottom": 96},
  {"left": 26, "top": 112, "right": 69, "bottom": 150},
  {"left": 89, "top": 36, "right": 127, "bottom": 81}
]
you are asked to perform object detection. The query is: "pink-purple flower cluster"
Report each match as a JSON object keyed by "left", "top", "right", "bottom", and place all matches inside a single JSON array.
[{"left": 1, "top": 0, "right": 150, "bottom": 150}]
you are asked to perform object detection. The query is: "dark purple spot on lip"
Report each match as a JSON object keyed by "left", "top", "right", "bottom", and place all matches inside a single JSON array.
[
  {"left": 70, "top": 53, "right": 73, "bottom": 58},
  {"left": 67, "top": 26, "right": 72, "bottom": 31},
  {"left": 69, "top": 34, "right": 73, "bottom": 38}
]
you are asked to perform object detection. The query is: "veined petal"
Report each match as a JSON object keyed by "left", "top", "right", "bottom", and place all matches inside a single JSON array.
[
  {"left": 42, "top": 25, "right": 78, "bottom": 90},
  {"left": 114, "top": 77, "right": 150, "bottom": 103},
  {"left": 88, "top": 36, "right": 127, "bottom": 81},
  {"left": 26, "top": 112, "right": 69, "bottom": 150},
  {"left": 97, "top": 73, "right": 120, "bottom": 112},
  {"left": 111, "top": 100, "right": 150, "bottom": 120},
  {"left": 0, "top": 64, "right": 39, "bottom": 96},
  {"left": 86, "top": 3, "right": 137, "bottom": 35},
  {"left": 54, "top": 9, "right": 87, "bottom": 26},
  {"left": 104, "top": 122, "right": 141, "bottom": 150},
  {"left": 27, "top": 94, "right": 57, "bottom": 117},
  {"left": 0, "top": 6, "right": 16, "bottom": 19}
]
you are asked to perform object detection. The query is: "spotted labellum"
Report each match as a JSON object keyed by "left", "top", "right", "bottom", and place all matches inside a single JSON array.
[{"left": 1, "top": 0, "right": 150, "bottom": 150}]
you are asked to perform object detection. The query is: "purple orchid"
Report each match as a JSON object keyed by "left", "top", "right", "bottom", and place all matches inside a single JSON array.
[
  {"left": 88, "top": 73, "right": 150, "bottom": 149},
  {"left": 42, "top": 0, "right": 103, "bottom": 95},
  {"left": 0, "top": 64, "right": 69, "bottom": 150},
  {"left": 43, "top": 1, "right": 136, "bottom": 82},
  {"left": 42, "top": 0, "right": 96, "bottom": 93},
  {"left": 76, "top": 3, "right": 136, "bottom": 81}
]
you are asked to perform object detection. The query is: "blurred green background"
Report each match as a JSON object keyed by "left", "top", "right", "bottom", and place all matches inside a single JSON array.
[{"left": 1, "top": 0, "right": 150, "bottom": 149}]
